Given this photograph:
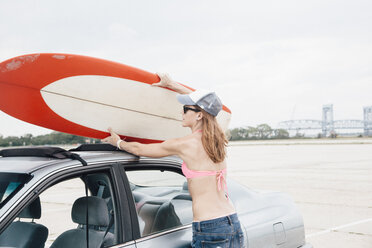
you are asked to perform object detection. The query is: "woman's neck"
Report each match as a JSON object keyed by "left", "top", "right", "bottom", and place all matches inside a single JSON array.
[{"left": 191, "top": 123, "right": 203, "bottom": 134}]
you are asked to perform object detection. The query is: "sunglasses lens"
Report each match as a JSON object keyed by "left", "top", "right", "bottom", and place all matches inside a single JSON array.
[{"left": 183, "top": 106, "right": 200, "bottom": 114}]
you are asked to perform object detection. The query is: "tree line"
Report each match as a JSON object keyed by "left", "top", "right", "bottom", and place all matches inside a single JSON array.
[
  {"left": 0, "top": 132, "right": 100, "bottom": 147},
  {"left": 0, "top": 124, "right": 289, "bottom": 147},
  {"left": 229, "top": 124, "right": 290, "bottom": 140}
]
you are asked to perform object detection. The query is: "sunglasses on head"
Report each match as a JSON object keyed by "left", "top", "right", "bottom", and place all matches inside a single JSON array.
[{"left": 183, "top": 106, "right": 201, "bottom": 114}]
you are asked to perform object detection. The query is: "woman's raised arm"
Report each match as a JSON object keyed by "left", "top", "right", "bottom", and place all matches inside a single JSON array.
[
  {"left": 101, "top": 128, "right": 185, "bottom": 158},
  {"left": 152, "top": 73, "right": 193, "bottom": 94}
]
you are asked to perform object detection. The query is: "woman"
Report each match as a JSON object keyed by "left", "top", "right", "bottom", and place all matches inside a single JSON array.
[{"left": 102, "top": 73, "right": 245, "bottom": 248}]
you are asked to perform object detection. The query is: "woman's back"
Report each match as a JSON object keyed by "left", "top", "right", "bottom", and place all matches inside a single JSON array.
[{"left": 181, "top": 133, "right": 236, "bottom": 221}]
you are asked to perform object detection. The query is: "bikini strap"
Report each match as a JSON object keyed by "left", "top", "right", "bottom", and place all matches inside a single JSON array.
[{"left": 216, "top": 170, "right": 229, "bottom": 200}]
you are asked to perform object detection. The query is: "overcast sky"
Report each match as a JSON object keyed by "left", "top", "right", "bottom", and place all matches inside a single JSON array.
[{"left": 1, "top": 0, "right": 371, "bottom": 137}]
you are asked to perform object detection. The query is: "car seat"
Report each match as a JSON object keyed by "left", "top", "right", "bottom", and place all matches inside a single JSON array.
[
  {"left": 50, "top": 196, "right": 114, "bottom": 248},
  {"left": 85, "top": 174, "right": 115, "bottom": 233},
  {"left": 151, "top": 200, "right": 181, "bottom": 233},
  {"left": 0, "top": 197, "right": 48, "bottom": 248},
  {"left": 137, "top": 196, "right": 183, "bottom": 236}
]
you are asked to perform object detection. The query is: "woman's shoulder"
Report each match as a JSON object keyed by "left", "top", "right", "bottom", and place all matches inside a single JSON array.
[
  {"left": 164, "top": 133, "right": 199, "bottom": 151},
  {"left": 174, "top": 133, "right": 199, "bottom": 149}
]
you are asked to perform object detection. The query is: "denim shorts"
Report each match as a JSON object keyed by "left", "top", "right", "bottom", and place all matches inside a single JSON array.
[{"left": 191, "top": 213, "right": 245, "bottom": 248}]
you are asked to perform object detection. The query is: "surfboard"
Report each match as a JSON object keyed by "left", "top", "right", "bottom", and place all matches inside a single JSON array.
[{"left": 0, "top": 53, "right": 231, "bottom": 143}]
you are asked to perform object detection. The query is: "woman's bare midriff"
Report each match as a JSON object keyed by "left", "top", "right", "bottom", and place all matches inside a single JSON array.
[{"left": 187, "top": 176, "right": 236, "bottom": 222}]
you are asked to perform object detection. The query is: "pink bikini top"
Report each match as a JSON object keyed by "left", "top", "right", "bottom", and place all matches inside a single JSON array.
[{"left": 181, "top": 162, "right": 229, "bottom": 199}]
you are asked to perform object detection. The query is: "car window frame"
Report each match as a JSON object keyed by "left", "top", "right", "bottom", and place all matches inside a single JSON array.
[{"left": 119, "top": 160, "right": 192, "bottom": 241}]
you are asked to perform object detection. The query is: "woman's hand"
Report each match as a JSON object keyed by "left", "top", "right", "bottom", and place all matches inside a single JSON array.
[
  {"left": 101, "top": 128, "right": 121, "bottom": 147},
  {"left": 152, "top": 73, "right": 175, "bottom": 88},
  {"left": 152, "top": 73, "right": 192, "bottom": 94}
]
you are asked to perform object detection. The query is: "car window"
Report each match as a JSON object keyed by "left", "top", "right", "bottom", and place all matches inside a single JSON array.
[
  {"left": 0, "top": 172, "right": 31, "bottom": 208},
  {"left": 0, "top": 171, "right": 118, "bottom": 248},
  {"left": 126, "top": 168, "right": 193, "bottom": 237},
  {"left": 39, "top": 177, "right": 87, "bottom": 244}
]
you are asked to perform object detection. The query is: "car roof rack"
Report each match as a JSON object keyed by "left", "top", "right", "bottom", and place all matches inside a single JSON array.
[
  {"left": 0, "top": 147, "right": 88, "bottom": 166},
  {"left": 69, "top": 143, "right": 118, "bottom": 152},
  {"left": 70, "top": 143, "right": 138, "bottom": 157}
]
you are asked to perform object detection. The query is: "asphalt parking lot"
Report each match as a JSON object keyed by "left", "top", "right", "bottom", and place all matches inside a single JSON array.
[{"left": 227, "top": 139, "right": 372, "bottom": 248}]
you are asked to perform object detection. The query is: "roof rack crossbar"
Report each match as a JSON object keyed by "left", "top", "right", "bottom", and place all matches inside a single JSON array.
[
  {"left": 0, "top": 147, "right": 88, "bottom": 166},
  {"left": 69, "top": 143, "right": 118, "bottom": 152},
  {"left": 69, "top": 143, "right": 138, "bottom": 157}
]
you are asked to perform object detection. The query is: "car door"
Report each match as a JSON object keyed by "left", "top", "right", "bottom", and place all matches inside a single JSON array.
[
  {"left": 118, "top": 161, "right": 194, "bottom": 248},
  {"left": 0, "top": 163, "right": 137, "bottom": 248},
  {"left": 134, "top": 226, "right": 193, "bottom": 248}
]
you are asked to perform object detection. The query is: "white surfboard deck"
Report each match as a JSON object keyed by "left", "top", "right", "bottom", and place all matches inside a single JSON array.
[{"left": 41, "top": 75, "right": 231, "bottom": 141}]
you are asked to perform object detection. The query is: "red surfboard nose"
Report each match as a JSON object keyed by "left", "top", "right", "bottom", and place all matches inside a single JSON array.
[{"left": 0, "top": 54, "right": 166, "bottom": 143}]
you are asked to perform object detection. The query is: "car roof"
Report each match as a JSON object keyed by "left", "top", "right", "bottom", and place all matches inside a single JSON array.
[{"left": 0, "top": 144, "right": 182, "bottom": 174}]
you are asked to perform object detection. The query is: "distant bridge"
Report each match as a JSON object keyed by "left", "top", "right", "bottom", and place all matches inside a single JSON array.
[
  {"left": 277, "top": 105, "right": 372, "bottom": 137},
  {"left": 278, "top": 119, "right": 365, "bottom": 130}
]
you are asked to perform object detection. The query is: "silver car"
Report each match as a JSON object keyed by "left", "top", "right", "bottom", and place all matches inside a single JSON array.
[{"left": 0, "top": 144, "right": 312, "bottom": 248}]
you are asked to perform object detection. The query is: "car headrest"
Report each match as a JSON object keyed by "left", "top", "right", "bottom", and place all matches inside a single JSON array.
[
  {"left": 18, "top": 197, "right": 42, "bottom": 219},
  {"left": 71, "top": 196, "right": 109, "bottom": 226},
  {"left": 86, "top": 174, "right": 111, "bottom": 198}
]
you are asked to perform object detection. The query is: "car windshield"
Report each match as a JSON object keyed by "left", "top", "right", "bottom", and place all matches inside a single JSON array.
[{"left": 0, "top": 173, "right": 31, "bottom": 208}]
